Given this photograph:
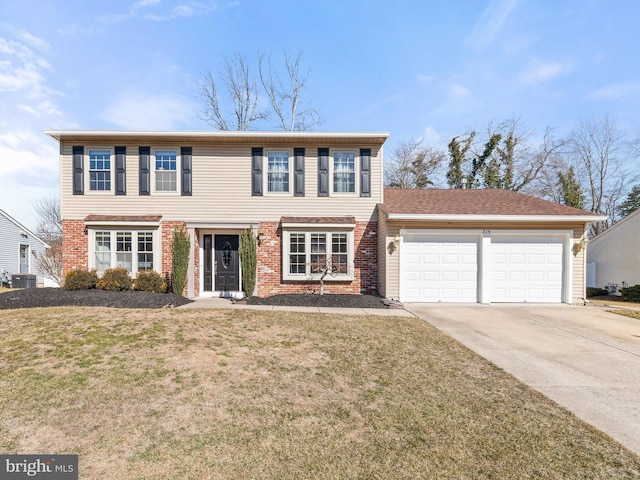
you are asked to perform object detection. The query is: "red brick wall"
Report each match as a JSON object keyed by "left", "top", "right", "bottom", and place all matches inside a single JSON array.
[
  {"left": 256, "top": 221, "right": 378, "bottom": 297},
  {"left": 161, "top": 221, "right": 186, "bottom": 294},
  {"left": 62, "top": 220, "right": 88, "bottom": 275}
]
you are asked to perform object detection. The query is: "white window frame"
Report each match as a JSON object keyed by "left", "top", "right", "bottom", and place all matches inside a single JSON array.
[
  {"left": 88, "top": 228, "right": 160, "bottom": 276},
  {"left": 265, "top": 149, "right": 293, "bottom": 195},
  {"left": 152, "top": 148, "right": 180, "bottom": 195},
  {"left": 282, "top": 229, "right": 355, "bottom": 281},
  {"left": 330, "top": 150, "right": 358, "bottom": 195},
  {"left": 87, "top": 147, "right": 114, "bottom": 194}
]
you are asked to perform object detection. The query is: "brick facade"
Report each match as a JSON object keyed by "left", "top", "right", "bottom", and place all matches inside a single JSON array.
[
  {"left": 61, "top": 220, "right": 88, "bottom": 275},
  {"left": 62, "top": 219, "right": 378, "bottom": 298}
]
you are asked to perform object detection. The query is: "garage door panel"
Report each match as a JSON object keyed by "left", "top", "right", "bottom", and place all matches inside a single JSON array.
[
  {"left": 492, "top": 238, "right": 563, "bottom": 303},
  {"left": 401, "top": 236, "right": 478, "bottom": 303}
]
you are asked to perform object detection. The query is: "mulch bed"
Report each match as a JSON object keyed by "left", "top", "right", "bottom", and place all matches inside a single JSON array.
[
  {"left": 0, "top": 288, "right": 193, "bottom": 310},
  {"left": 0, "top": 288, "right": 392, "bottom": 310},
  {"left": 245, "top": 293, "right": 390, "bottom": 309}
]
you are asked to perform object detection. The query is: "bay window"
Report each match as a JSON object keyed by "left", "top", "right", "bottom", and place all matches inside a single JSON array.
[
  {"left": 92, "top": 229, "right": 157, "bottom": 275},
  {"left": 283, "top": 230, "right": 354, "bottom": 281}
]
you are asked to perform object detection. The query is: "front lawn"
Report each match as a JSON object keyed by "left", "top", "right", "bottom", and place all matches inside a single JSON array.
[{"left": 1, "top": 307, "right": 638, "bottom": 479}]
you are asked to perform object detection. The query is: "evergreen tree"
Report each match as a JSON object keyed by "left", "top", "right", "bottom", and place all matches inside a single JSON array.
[
  {"left": 618, "top": 184, "right": 640, "bottom": 218},
  {"left": 557, "top": 167, "right": 584, "bottom": 209},
  {"left": 446, "top": 132, "right": 475, "bottom": 188}
]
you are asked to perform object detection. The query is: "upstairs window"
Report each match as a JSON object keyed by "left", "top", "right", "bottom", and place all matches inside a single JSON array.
[
  {"left": 155, "top": 150, "right": 177, "bottom": 192},
  {"left": 267, "top": 151, "right": 290, "bottom": 193},
  {"left": 89, "top": 149, "right": 111, "bottom": 191},
  {"left": 333, "top": 151, "right": 356, "bottom": 193}
]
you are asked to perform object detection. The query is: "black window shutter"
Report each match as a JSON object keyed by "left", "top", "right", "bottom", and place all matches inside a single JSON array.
[
  {"left": 294, "top": 147, "right": 305, "bottom": 197},
  {"left": 318, "top": 148, "right": 329, "bottom": 197},
  {"left": 72, "top": 146, "right": 84, "bottom": 195},
  {"left": 181, "top": 147, "right": 192, "bottom": 196},
  {"left": 360, "top": 148, "right": 371, "bottom": 197},
  {"left": 115, "top": 146, "right": 126, "bottom": 195},
  {"left": 139, "top": 147, "right": 150, "bottom": 196},
  {"left": 252, "top": 147, "right": 263, "bottom": 196}
]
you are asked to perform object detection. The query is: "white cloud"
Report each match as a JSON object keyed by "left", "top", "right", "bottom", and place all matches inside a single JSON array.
[
  {"left": 586, "top": 82, "right": 640, "bottom": 101},
  {"left": 0, "top": 130, "right": 59, "bottom": 230},
  {"left": 518, "top": 59, "right": 569, "bottom": 84},
  {"left": 450, "top": 83, "right": 470, "bottom": 99},
  {"left": 422, "top": 126, "right": 443, "bottom": 145},
  {"left": 467, "top": 0, "right": 518, "bottom": 50},
  {"left": 101, "top": 92, "right": 198, "bottom": 129}
]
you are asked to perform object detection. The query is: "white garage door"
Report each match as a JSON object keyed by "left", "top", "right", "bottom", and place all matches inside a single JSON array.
[
  {"left": 401, "top": 235, "right": 478, "bottom": 302},
  {"left": 491, "top": 237, "right": 563, "bottom": 302}
]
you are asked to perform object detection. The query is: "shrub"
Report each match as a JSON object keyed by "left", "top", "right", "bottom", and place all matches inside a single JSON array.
[
  {"left": 586, "top": 287, "right": 609, "bottom": 298},
  {"left": 97, "top": 267, "right": 132, "bottom": 291},
  {"left": 171, "top": 227, "right": 190, "bottom": 296},
  {"left": 620, "top": 285, "right": 640, "bottom": 302},
  {"left": 239, "top": 228, "right": 257, "bottom": 297},
  {"left": 133, "top": 270, "right": 167, "bottom": 293},
  {"left": 63, "top": 268, "right": 98, "bottom": 290}
]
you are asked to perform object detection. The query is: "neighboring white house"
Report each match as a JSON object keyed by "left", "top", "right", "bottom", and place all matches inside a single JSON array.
[
  {"left": 586, "top": 208, "right": 640, "bottom": 289},
  {"left": 0, "top": 208, "right": 55, "bottom": 287}
]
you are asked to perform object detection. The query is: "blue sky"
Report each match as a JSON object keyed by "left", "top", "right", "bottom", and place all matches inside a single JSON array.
[{"left": 1, "top": 0, "right": 639, "bottom": 229}]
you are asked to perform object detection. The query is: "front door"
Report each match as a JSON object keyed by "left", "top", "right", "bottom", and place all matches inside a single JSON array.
[{"left": 214, "top": 235, "right": 239, "bottom": 292}]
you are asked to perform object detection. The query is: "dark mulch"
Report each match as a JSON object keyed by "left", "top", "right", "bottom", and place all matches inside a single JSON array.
[
  {"left": 245, "top": 293, "right": 390, "bottom": 309},
  {"left": 0, "top": 288, "right": 193, "bottom": 310}
]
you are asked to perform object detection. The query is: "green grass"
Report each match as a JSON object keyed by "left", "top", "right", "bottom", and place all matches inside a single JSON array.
[{"left": 0, "top": 306, "right": 639, "bottom": 479}]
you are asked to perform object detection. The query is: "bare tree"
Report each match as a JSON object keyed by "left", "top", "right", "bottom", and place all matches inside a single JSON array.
[
  {"left": 566, "top": 115, "right": 636, "bottom": 235},
  {"left": 310, "top": 253, "right": 349, "bottom": 295},
  {"left": 386, "top": 138, "right": 445, "bottom": 188},
  {"left": 34, "top": 196, "right": 63, "bottom": 285},
  {"left": 198, "top": 52, "right": 267, "bottom": 130},
  {"left": 259, "top": 50, "right": 321, "bottom": 131}
]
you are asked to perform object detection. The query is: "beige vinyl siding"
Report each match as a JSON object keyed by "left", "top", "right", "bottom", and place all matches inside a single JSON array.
[
  {"left": 587, "top": 210, "right": 640, "bottom": 288},
  {"left": 60, "top": 142, "right": 383, "bottom": 223},
  {"left": 380, "top": 219, "right": 589, "bottom": 303}
]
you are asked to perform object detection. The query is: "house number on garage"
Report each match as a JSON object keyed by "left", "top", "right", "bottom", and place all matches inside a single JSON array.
[{"left": 483, "top": 229, "right": 491, "bottom": 236}]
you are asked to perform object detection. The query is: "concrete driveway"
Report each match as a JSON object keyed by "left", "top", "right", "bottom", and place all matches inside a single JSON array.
[{"left": 404, "top": 303, "right": 640, "bottom": 456}]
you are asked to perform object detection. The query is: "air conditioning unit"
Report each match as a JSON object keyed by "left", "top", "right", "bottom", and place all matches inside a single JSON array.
[{"left": 11, "top": 274, "right": 37, "bottom": 289}]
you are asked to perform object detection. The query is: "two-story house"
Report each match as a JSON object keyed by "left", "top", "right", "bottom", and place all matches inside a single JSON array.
[
  {"left": 46, "top": 130, "right": 605, "bottom": 304},
  {"left": 46, "top": 130, "right": 386, "bottom": 299}
]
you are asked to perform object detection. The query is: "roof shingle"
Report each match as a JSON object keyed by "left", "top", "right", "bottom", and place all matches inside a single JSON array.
[{"left": 380, "top": 189, "right": 596, "bottom": 216}]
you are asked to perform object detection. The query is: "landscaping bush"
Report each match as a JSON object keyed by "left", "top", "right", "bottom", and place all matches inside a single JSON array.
[
  {"left": 240, "top": 228, "right": 257, "bottom": 297},
  {"left": 133, "top": 270, "right": 167, "bottom": 293},
  {"left": 586, "top": 287, "right": 609, "bottom": 297},
  {"left": 620, "top": 285, "right": 640, "bottom": 302},
  {"left": 63, "top": 268, "right": 98, "bottom": 290},
  {"left": 171, "top": 227, "right": 190, "bottom": 296},
  {"left": 96, "top": 267, "right": 132, "bottom": 291}
]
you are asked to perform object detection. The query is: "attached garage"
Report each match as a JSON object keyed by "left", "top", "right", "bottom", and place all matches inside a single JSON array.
[
  {"left": 378, "top": 189, "right": 606, "bottom": 305},
  {"left": 397, "top": 230, "right": 569, "bottom": 304}
]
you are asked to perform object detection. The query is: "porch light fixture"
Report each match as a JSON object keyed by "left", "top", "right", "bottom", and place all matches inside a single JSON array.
[
  {"left": 389, "top": 233, "right": 400, "bottom": 253},
  {"left": 257, "top": 232, "right": 265, "bottom": 245},
  {"left": 577, "top": 236, "right": 589, "bottom": 252}
]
